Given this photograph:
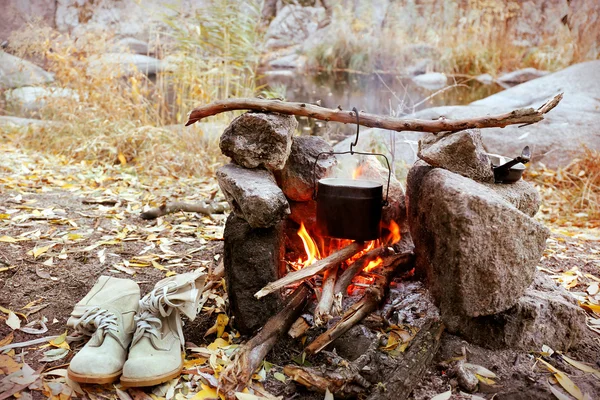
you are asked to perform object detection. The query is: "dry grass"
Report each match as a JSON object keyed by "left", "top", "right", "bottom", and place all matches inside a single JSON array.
[
  {"left": 528, "top": 148, "right": 600, "bottom": 227},
  {"left": 2, "top": 0, "right": 266, "bottom": 178},
  {"left": 307, "top": 0, "right": 595, "bottom": 76}
]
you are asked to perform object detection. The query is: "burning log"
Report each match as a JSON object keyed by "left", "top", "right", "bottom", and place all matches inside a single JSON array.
[
  {"left": 335, "top": 251, "right": 414, "bottom": 296},
  {"left": 314, "top": 264, "right": 339, "bottom": 325},
  {"left": 140, "top": 201, "right": 226, "bottom": 220},
  {"left": 305, "top": 253, "right": 415, "bottom": 355},
  {"left": 334, "top": 247, "right": 386, "bottom": 295},
  {"left": 186, "top": 94, "right": 563, "bottom": 134},
  {"left": 255, "top": 241, "right": 367, "bottom": 299},
  {"left": 218, "top": 284, "right": 310, "bottom": 399}
]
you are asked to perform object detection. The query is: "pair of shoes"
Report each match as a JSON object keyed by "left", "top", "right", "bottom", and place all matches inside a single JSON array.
[{"left": 66, "top": 271, "right": 206, "bottom": 387}]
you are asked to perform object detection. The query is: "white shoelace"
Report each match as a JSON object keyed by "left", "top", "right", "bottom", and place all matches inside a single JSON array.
[
  {"left": 71, "top": 307, "right": 119, "bottom": 336},
  {"left": 132, "top": 282, "right": 186, "bottom": 347}
]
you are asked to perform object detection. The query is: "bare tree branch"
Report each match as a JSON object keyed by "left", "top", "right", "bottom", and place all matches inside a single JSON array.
[{"left": 186, "top": 94, "right": 563, "bottom": 134}]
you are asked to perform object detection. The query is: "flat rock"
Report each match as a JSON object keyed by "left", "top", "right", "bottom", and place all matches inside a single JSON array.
[
  {"left": 113, "top": 37, "right": 151, "bottom": 55},
  {"left": 220, "top": 112, "right": 297, "bottom": 171},
  {"left": 216, "top": 163, "right": 290, "bottom": 228},
  {"left": 418, "top": 129, "right": 495, "bottom": 183},
  {"left": 5, "top": 86, "right": 79, "bottom": 113},
  {"left": 87, "top": 53, "right": 165, "bottom": 76},
  {"left": 497, "top": 68, "right": 549, "bottom": 85},
  {"left": 412, "top": 72, "right": 447, "bottom": 90},
  {"left": 450, "top": 273, "right": 587, "bottom": 350},
  {"left": 224, "top": 214, "right": 284, "bottom": 334},
  {"left": 275, "top": 136, "right": 336, "bottom": 202},
  {"left": 410, "top": 60, "right": 600, "bottom": 168},
  {"left": 407, "top": 162, "right": 549, "bottom": 322},
  {"left": 0, "top": 51, "right": 54, "bottom": 89}
]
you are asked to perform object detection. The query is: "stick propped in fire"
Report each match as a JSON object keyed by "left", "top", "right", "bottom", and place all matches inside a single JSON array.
[{"left": 186, "top": 94, "right": 563, "bottom": 134}]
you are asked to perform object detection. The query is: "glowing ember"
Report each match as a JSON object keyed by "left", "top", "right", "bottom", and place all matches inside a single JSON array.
[
  {"left": 297, "top": 222, "right": 321, "bottom": 267},
  {"left": 364, "top": 256, "right": 383, "bottom": 272}
]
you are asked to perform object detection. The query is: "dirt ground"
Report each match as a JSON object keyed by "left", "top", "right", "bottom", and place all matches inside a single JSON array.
[{"left": 1, "top": 142, "right": 599, "bottom": 400}]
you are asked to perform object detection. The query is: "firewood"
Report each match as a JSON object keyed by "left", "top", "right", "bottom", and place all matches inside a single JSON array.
[
  {"left": 140, "top": 201, "right": 226, "bottom": 220},
  {"left": 186, "top": 94, "right": 563, "bottom": 134},
  {"left": 305, "top": 253, "right": 415, "bottom": 355},
  {"left": 255, "top": 242, "right": 367, "bottom": 299},
  {"left": 288, "top": 316, "right": 311, "bottom": 339},
  {"left": 365, "top": 320, "right": 445, "bottom": 400},
  {"left": 334, "top": 251, "right": 414, "bottom": 296},
  {"left": 315, "top": 264, "right": 339, "bottom": 325},
  {"left": 218, "top": 284, "right": 310, "bottom": 400},
  {"left": 283, "top": 364, "right": 368, "bottom": 399}
]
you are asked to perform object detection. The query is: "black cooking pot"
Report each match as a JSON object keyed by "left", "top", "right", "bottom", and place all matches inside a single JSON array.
[
  {"left": 312, "top": 107, "right": 391, "bottom": 242},
  {"left": 316, "top": 178, "right": 384, "bottom": 241}
]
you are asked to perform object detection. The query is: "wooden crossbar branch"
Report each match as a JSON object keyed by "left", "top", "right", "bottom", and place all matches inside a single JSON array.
[{"left": 186, "top": 94, "right": 563, "bottom": 134}]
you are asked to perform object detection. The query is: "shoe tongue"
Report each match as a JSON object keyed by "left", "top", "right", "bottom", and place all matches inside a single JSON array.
[{"left": 151, "top": 271, "right": 206, "bottom": 321}]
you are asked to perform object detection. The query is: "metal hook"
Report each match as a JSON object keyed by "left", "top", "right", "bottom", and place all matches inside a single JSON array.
[{"left": 350, "top": 107, "right": 360, "bottom": 155}]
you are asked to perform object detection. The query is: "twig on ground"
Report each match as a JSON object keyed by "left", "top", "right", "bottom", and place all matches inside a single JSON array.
[{"left": 140, "top": 201, "right": 227, "bottom": 220}]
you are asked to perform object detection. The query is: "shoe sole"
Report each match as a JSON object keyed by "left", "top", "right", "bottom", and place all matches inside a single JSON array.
[
  {"left": 119, "top": 365, "right": 183, "bottom": 387},
  {"left": 67, "top": 368, "right": 122, "bottom": 384}
]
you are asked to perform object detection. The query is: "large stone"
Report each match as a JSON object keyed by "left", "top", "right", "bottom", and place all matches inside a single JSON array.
[
  {"left": 407, "top": 163, "right": 550, "bottom": 323},
  {"left": 450, "top": 274, "right": 587, "bottom": 350},
  {"left": 410, "top": 60, "right": 600, "bottom": 168},
  {"left": 275, "top": 136, "right": 336, "bottom": 202},
  {"left": 411, "top": 72, "right": 447, "bottom": 90},
  {"left": 482, "top": 179, "right": 541, "bottom": 217},
  {"left": 0, "top": 0, "right": 56, "bottom": 41},
  {"left": 264, "top": 5, "right": 325, "bottom": 50},
  {"left": 87, "top": 53, "right": 165, "bottom": 76},
  {"left": 418, "top": 129, "right": 495, "bottom": 183},
  {"left": 113, "top": 37, "right": 151, "bottom": 55},
  {"left": 5, "top": 86, "right": 79, "bottom": 114},
  {"left": 216, "top": 163, "right": 290, "bottom": 228},
  {"left": 497, "top": 68, "right": 549, "bottom": 85},
  {"left": 288, "top": 200, "right": 317, "bottom": 232},
  {"left": 224, "top": 214, "right": 285, "bottom": 335},
  {"left": 220, "top": 112, "right": 297, "bottom": 171},
  {"left": 0, "top": 51, "right": 54, "bottom": 89}
]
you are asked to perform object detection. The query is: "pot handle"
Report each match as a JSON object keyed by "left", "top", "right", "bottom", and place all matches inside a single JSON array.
[{"left": 311, "top": 107, "right": 392, "bottom": 205}]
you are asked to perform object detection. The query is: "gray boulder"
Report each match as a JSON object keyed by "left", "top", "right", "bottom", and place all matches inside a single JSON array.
[
  {"left": 411, "top": 72, "right": 447, "bottom": 90},
  {"left": 0, "top": 51, "right": 54, "bottom": 89},
  {"left": 275, "top": 136, "right": 336, "bottom": 202},
  {"left": 220, "top": 112, "right": 297, "bottom": 171},
  {"left": 418, "top": 129, "right": 495, "bottom": 183},
  {"left": 216, "top": 163, "right": 290, "bottom": 228},
  {"left": 87, "top": 53, "right": 165, "bottom": 76},
  {"left": 224, "top": 214, "right": 284, "bottom": 334},
  {"left": 265, "top": 5, "right": 325, "bottom": 50},
  {"left": 451, "top": 274, "right": 587, "bottom": 350},
  {"left": 411, "top": 60, "right": 600, "bottom": 168},
  {"left": 5, "top": 86, "right": 79, "bottom": 113},
  {"left": 497, "top": 68, "right": 549, "bottom": 85},
  {"left": 113, "top": 37, "right": 151, "bottom": 55},
  {"left": 407, "top": 163, "right": 549, "bottom": 323},
  {"left": 482, "top": 179, "right": 541, "bottom": 217}
]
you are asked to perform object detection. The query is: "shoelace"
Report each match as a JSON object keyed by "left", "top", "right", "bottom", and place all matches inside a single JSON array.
[
  {"left": 71, "top": 307, "right": 119, "bottom": 336},
  {"left": 132, "top": 282, "right": 188, "bottom": 347}
]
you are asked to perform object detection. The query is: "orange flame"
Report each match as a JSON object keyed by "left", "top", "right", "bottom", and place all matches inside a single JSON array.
[
  {"left": 386, "top": 220, "right": 401, "bottom": 245},
  {"left": 352, "top": 164, "right": 364, "bottom": 180},
  {"left": 298, "top": 222, "right": 321, "bottom": 267},
  {"left": 364, "top": 256, "right": 383, "bottom": 272}
]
